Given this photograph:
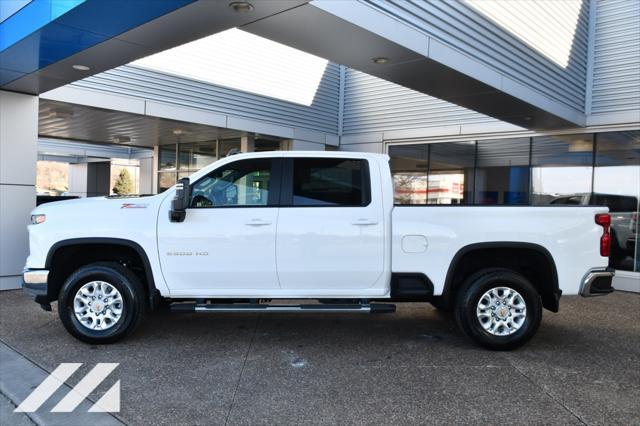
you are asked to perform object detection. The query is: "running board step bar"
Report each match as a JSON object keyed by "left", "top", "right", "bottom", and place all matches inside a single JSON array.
[{"left": 170, "top": 303, "right": 396, "bottom": 314}]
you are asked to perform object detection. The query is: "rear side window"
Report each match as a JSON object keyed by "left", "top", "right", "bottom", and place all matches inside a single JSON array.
[{"left": 291, "top": 158, "right": 370, "bottom": 207}]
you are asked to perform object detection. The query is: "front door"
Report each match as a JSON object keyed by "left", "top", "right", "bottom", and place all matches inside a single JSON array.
[
  {"left": 276, "top": 157, "right": 385, "bottom": 292},
  {"left": 158, "top": 157, "right": 282, "bottom": 296}
]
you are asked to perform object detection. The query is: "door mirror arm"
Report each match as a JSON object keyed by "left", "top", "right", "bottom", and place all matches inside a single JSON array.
[{"left": 169, "top": 177, "right": 191, "bottom": 222}]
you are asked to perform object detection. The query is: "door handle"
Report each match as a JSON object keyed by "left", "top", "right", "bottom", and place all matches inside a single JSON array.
[
  {"left": 352, "top": 218, "right": 378, "bottom": 226},
  {"left": 245, "top": 219, "right": 272, "bottom": 226}
]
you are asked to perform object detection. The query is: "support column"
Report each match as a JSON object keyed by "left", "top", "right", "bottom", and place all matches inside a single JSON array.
[
  {"left": 0, "top": 91, "right": 38, "bottom": 290},
  {"left": 67, "top": 163, "right": 88, "bottom": 197},
  {"left": 139, "top": 156, "right": 155, "bottom": 195},
  {"left": 67, "top": 161, "right": 111, "bottom": 197},
  {"left": 279, "top": 140, "right": 291, "bottom": 151},
  {"left": 240, "top": 134, "right": 255, "bottom": 153},
  {"left": 152, "top": 146, "right": 159, "bottom": 194}
]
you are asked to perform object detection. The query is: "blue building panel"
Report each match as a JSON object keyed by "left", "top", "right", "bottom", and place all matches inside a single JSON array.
[
  {"left": 0, "top": 0, "right": 193, "bottom": 86},
  {"left": 0, "top": 0, "right": 85, "bottom": 51}
]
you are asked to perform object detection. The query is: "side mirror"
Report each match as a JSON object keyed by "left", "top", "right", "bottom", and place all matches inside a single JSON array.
[{"left": 169, "top": 177, "right": 191, "bottom": 222}]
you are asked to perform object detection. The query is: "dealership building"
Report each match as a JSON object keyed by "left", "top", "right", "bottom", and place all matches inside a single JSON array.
[{"left": 1, "top": 0, "right": 638, "bottom": 291}]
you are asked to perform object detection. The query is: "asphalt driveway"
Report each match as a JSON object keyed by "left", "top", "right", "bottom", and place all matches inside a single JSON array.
[{"left": 0, "top": 290, "right": 638, "bottom": 425}]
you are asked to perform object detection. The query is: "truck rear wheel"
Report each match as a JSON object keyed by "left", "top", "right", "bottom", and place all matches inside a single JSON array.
[
  {"left": 454, "top": 269, "right": 542, "bottom": 350},
  {"left": 58, "top": 262, "right": 145, "bottom": 344}
]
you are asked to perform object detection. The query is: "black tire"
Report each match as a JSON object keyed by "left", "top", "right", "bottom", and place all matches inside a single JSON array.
[
  {"left": 454, "top": 268, "right": 542, "bottom": 351},
  {"left": 58, "top": 262, "right": 146, "bottom": 344}
]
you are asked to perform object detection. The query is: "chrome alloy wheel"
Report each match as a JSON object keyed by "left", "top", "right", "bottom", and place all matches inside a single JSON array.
[
  {"left": 476, "top": 286, "right": 527, "bottom": 336},
  {"left": 73, "top": 281, "right": 124, "bottom": 331}
]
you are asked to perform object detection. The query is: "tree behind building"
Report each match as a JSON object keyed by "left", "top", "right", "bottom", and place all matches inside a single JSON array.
[{"left": 113, "top": 169, "right": 134, "bottom": 195}]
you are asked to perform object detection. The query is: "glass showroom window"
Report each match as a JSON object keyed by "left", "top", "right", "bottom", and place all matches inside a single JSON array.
[
  {"left": 475, "top": 138, "right": 530, "bottom": 205},
  {"left": 157, "top": 139, "right": 240, "bottom": 192},
  {"left": 594, "top": 131, "right": 640, "bottom": 272},
  {"left": 429, "top": 142, "right": 475, "bottom": 204},
  {"left": 179, "top": 142, "right": 217, "bottom": 172},
  {"left": 389, "top": 144, "right": 428, "bottom": 204},
  {"left": 531, "top": 134, "right": 594, "bottom": 205},
  {"left": 389, "top": 141, "right": 475, "bottom": 205},
  {"left": 158, "top": 144, "right": 178, "bottom": 193}
]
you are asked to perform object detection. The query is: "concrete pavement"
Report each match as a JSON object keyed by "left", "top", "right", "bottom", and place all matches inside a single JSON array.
[{"left": 0, "top": 290, "right": 638, "bottom": 425}]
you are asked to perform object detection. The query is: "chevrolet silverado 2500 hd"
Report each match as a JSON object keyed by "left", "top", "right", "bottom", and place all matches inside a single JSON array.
[{"left": 23, "top": 152, "right": 615, "bottom": 350}]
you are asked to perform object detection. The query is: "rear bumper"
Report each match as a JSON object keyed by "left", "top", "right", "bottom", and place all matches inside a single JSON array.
[
  {"left": 580, "top": 267, "right": 615, "bottom": 297},
  {"left": 22, "top": 269, "right": 51, "bottom": 305}
]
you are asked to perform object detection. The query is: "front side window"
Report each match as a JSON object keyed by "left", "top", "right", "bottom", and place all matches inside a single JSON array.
[
  {"left": 190, "top": 159, "right": 274, "bottom": 208},
  {"left": 291, "top": 158, "right": 369, "bottom": 207}
]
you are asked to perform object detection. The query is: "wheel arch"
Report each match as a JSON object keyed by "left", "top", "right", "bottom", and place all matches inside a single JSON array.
[
  {"left": 440, "top": 242, "right": 561, "bottom": 312},
  {"left": 45, "top": 237, "right": 160, "bottom": 309}
]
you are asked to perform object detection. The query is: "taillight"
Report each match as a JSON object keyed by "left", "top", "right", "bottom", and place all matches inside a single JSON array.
[{"left": 595, "top": 213, "right": 611, "bottom": 257}]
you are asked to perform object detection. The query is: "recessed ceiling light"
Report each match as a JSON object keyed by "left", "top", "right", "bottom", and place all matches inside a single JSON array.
[
  {"left": 72, "top": 64, "right": 90, "bottom": 71},
  {"left": 172, "top": 129, "right": 185, "bottom": 136},
  {"left": 113, "top": 135, "right": 131, "bottom": 144},
  {"left": 524, "top": 116, "right": 532, "bottom": 121},
  {"left": 229, "top": 2, "right": 254, "bottom": 13},
  {"left": 372, "top": 57, "right": 390, "bottom": 64}
]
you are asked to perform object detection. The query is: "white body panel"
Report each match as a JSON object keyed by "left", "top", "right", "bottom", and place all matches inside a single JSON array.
[
  {"left": 391, "top": 206, "right": 608, "bottom": 296},
  {"left": 157, "top": 202, "right": 280, "bottom": 294},
  {"left": 276, "top": 205, "right": 386, "bottom": 294},
  {"left": 276, "top": 156, "right": 386, "bottom": 294},
  {"left": 26, "top": 151, "right": 609, "bottom": 300},
  {"left": 25, "top": 195, "right": 171, "bottom": 296}
]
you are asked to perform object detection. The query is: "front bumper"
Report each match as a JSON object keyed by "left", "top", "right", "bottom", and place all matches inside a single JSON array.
[
  {"left": 22, "top": 269, "right": 51, "bottom": 307},
  {"left": 580, "top": 267, "right": 615, "bottom": 297}
]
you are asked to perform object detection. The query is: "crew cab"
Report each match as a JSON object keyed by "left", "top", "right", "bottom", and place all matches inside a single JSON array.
[{"left": 23, "top": 152, "right": 615, "bottom": 350}]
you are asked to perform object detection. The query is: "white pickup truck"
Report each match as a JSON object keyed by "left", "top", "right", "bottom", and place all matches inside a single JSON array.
[{"left": 23, "top": 152, "right": 615, "bottom": 350}]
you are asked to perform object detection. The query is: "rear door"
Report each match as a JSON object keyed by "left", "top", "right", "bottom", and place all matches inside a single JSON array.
[{"left": 276, "top": 157, "right": 385, "bottom": 291}]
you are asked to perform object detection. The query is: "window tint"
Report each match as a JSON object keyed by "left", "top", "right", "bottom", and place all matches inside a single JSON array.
[
  {"left": 292, "top": 158, "right": 369, "bottom": 206},
  {"left": 190, "top": 159, "right": 273, "bottom": 207}
]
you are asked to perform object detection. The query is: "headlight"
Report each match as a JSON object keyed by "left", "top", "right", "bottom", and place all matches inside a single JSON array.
[{"left": 30, "top": 214, "right": 46, "bottom": 225}]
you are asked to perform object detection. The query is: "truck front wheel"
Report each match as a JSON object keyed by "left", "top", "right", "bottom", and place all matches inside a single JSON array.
[
  {"left": 454, "top": 269, "right": 542, "bottom": 350},
  {"left": 58, "top": 262, "right": 146, "bottom": 344}
]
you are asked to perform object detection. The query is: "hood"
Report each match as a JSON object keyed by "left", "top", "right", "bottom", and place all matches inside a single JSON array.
[{"left": 31, "top": 194, "right": 163, "bottom": 215}]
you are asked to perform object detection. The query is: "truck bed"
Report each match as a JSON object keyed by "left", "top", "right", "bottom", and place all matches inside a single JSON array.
[{"left": 391, "top": 205, "right": 609, "bottom": 296}]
